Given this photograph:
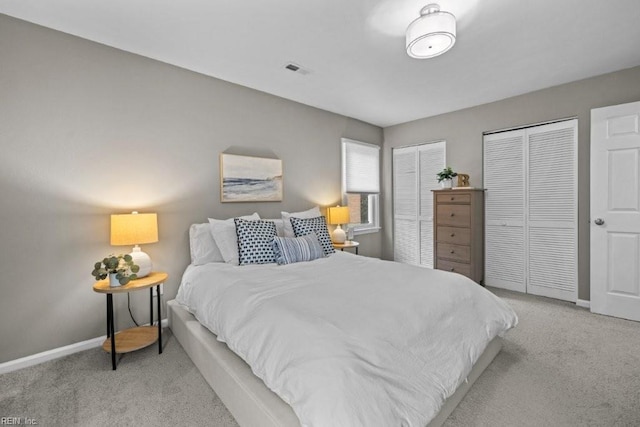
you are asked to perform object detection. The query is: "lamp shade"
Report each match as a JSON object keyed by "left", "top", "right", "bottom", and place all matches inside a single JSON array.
[
  {"left": 327, "top": 206, "right": 350, "bottom": 225},
  {"left": 406, "top": 3, "right": 456, "bottom": 59},
  {"left": 110, "top": 212, "right": 158, "bottom": 246}
]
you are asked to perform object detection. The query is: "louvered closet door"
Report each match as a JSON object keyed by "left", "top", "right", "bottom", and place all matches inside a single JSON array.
[
  {"left": 393, "top": 146, "right": 418, "bottom": 264},
  {"left": 527, "top": 120, "right": 577, "bottom": 301},
  {"left": 393, "top": 142, "right": 445, "bottom": 266},
  {"left": 418, "top": 143, "right": 445, "bottom": 267},
  {"left": 484, "top": 130, "right": 526, "bottom": 292}
]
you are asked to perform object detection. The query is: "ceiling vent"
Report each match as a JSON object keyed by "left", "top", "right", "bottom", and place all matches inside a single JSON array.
[{"left": 284, "top": 62, "right": 310, "bottom": 75}]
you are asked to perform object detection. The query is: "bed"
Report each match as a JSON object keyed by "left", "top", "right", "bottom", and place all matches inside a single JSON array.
[{"left": 168, "top": 216, "right": 517, "bottom": 427}]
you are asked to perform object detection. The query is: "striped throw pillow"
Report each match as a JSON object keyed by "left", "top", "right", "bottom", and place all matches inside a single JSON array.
[{"left": 271, "top": 232, "right": 326, "bottom": 265}]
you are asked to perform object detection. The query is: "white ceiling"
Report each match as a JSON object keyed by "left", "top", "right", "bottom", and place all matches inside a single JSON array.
[{"left": 2, "top": 0, "right": 640, "bottom": 127}]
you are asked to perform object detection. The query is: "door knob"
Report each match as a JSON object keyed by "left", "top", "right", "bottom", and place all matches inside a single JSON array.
[{"left": 594, "top": 218, "right": 605, "bottom": 225}]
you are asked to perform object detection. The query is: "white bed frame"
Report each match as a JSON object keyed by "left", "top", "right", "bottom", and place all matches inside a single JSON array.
[{"left": 168, "top": 299, "right": 502, "bottom": 427}]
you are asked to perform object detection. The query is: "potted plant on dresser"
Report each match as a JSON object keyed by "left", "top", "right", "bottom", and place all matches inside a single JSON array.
[{"left": 437, "top": 166, "right": 458, "bottom": 188}]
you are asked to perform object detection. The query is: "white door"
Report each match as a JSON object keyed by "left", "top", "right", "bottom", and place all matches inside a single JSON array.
[
  {"left": 484, "top": 120, "right": 577, "bottom": 301},
  {"left": 393, "top": 142, "right": 445, "bottom": 267},
  {"left": 527, "top": 121, "right": 578, "bottom": 301},
  {"left": 393, "top": 146, "right": 418, "bottom": 265},
  {"left": 591, "top": 101, "right": 640, "bottom": 321},
  {"left": 484, "top": 130, "right": 526, "bottom": 292},
  {"left": 418, "top": 143, "right": 446, "bottom": 267}
]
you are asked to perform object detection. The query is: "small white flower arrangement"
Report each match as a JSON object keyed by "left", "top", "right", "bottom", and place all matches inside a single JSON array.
[{"left": 91, "top": 254, "right": 140, "bottom": 286}]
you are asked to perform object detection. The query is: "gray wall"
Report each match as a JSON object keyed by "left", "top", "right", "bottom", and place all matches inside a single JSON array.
[
  {"left": 4, "top": 11, "right": 639, "bottom": 364},
  {"left": 0, "top": 15, "right": 383, "bottom": 363},
  {"left": 383, "top": 65, "right": 640, "bottom": 301}
]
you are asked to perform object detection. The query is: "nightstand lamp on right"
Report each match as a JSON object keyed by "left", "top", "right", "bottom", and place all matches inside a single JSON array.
[
  {"left": 110, "top": 211, "right": 158, "bottom": 278},
  {"left": 327, "top": 205, "right": 350, "bottom": 244}
]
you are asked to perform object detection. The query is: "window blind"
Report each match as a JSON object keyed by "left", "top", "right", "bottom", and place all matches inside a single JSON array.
[{"left": 343, "top": 139, "right": 380, "bottom": 193}]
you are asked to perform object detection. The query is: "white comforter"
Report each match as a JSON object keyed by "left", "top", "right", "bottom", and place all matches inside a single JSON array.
[{"left": 176, "top": 252, "right": 517, "bottom": 427}]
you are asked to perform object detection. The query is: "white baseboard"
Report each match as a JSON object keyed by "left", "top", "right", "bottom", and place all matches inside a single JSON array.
[
  {"left": 576, "top": 299, "right": 590, "bottom": 309},
  {"left": 0, "top": 318, "right": 168, "bottom": 375}
]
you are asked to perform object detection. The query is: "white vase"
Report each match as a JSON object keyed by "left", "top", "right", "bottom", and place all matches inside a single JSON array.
[
  {"left": 109, "top": 273, "right": 121, "bottom": 287},
  {"left": 441, "top": 179, "right": 453, "bottom": 189}
]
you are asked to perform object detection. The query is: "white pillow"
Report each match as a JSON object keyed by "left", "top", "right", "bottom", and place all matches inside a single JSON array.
[
  {"left": 209, "top": 213, "right": 260, "bottom": 265},
  {"left": 281, "top": 207, "right": 321, "bottom": 237},
  {"left": 189, "top": 223, "right": 224, "bottom": 265}
]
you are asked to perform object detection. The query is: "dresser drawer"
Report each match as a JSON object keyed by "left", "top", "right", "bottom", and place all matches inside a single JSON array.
[
  {"left": 437, "top": 226, "right": 471, "bottom": 245},
  {"left": 437, "top": 242, "right": 471, "bottom": 263},
  {"left": 436, "top": 193, "right": 471, "bottom": 204},
  {"left": 436, "top": 204, "right": 471, "bottom": 227},
  {"left": 436, "top": 259, "right": 472, "bottom": 278}
]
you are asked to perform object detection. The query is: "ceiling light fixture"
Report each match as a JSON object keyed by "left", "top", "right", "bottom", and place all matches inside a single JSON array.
[{"left": 406, "top": 3, "right": 456, "bottom": 59}]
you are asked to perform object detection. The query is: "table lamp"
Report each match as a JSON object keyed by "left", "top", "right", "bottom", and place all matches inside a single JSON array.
[
  {"left": 110, "top": 211, "right": 158, "bottom": 278},
  {"left": 326, "top": 206, "right": 350, "bottom": 244}
]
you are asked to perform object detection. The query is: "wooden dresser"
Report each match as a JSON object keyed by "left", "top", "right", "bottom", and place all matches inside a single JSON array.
[{"left": 432, "top": 188, "right": 484, "bottom": 284}]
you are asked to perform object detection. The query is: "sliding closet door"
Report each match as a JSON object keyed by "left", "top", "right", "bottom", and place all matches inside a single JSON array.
[
  {"left": 393, "top": 146, "right": 418, "bottom": 265},
  {"left": 484, "top": 130, "right": 526, "bottom": 292},
  {"left": 484, "top": 120, "right": 578, "bottom": 302},
  {"left": 418, "top": 143, "right": 446, "bottom": 266},
  {"left": 393, "top": 142, "right": 445, "bottom": 267},
  {"left": 527, "top": 120, "right": 577, "bottom": 301}
]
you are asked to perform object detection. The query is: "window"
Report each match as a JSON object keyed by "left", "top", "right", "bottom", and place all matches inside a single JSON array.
[{"left": 341, "top": 138, "right": 380, "bottom": 235}]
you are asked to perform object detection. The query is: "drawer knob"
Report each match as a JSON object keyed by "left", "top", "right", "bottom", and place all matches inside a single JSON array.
[
  {"left": 450, "top": 213, "right": 455, "bottom": 217},
  {"left": 449, "top": 268, "right": 455, "bottom": 272},
  {"left": 450, "top": 250, "right": 455, "bottom": 254},
  {"left": 450, "top": 233, "right": 455, "bottom": 237},
  {"left": 450, "top": 197, "right": 455, "bottom": 200}
]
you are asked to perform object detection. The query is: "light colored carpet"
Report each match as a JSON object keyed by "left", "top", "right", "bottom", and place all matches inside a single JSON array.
[
  {"left": 1, "top": 288, "right": 639, "bottom": 426},
  {"left": 0, "top": 329, "right": 238, "bottom": 427},
  {"left": 443, "top": 288, "right": 640, "bottom": 427}
]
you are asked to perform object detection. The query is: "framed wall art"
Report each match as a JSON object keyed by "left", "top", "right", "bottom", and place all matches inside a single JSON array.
[{"left": 220, "top": 154, "right": 283, "bottom": 202}]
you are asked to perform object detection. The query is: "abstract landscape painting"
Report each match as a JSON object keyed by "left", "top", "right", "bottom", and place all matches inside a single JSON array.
[{"left": 220, "top": 154, "right": 283, "bottom": 202}]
